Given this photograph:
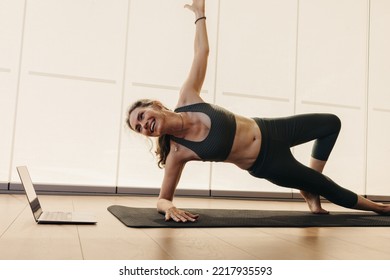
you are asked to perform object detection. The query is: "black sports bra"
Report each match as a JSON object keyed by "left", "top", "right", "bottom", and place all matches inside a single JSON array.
[{"left": 170, "top": 103, "right": 237, "bottom": 162}]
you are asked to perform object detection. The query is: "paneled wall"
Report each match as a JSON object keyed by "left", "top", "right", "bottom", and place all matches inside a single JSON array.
[
  {"left": 366, "top": 0, "right": 390, "bottom": 197},
  {"left": 294, "top": 0, "right": 369, "bottom": 196},
  {"left": 116, "top": 0, "right": 219, "bottom": 194},
  {"left": 9, "top": 0, "right": 128, "bottom": 192},
  {"left": 212, "top": 0, "right": 298, "bottom": 195},
  {"left": 1, "top": 0, "right": 389, "bottom": 199},
  {"left": 0, "top": 0, "right": 25, "bottom": 189}
]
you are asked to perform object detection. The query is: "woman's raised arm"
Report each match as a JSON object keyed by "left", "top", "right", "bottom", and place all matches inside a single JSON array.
[{"left": 178, "top": 0, "right": 209, "bottom": 105}]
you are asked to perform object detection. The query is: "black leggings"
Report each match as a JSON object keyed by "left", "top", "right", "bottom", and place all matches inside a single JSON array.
[{"left": 248, "top": 114, "right": 358, "bottom": 208}]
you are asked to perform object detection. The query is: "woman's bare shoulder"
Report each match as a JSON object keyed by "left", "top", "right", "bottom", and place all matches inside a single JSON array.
[{"left": 176, "top": 90, "right": 205, "bottom": 108}]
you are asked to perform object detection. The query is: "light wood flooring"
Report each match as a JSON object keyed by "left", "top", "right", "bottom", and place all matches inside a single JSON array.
[{"left": 1, "top": 193, "right": 390, "bottom": 260}]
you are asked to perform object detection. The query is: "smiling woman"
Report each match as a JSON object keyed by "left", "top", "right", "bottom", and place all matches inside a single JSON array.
[
  {"left": 127, "top": 99, "right": 182, "bottom": 136},
  {"left": 126, "top": 99, "right": 186, "bottom": 168},
  {"left": 125, "top": 0, "right": 390, "bottom": 223}
]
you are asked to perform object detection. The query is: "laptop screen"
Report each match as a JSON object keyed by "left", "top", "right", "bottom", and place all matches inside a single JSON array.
[{"left": 16, "top": 166, "right": 43, "bottom": 221}]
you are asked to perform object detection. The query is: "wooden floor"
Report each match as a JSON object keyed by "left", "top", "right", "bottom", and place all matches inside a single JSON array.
[{"left": 1, "top": 193, "right": 390, "bottom": 260}]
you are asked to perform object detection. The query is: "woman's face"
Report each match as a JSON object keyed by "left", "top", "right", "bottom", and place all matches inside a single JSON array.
[{"left": 129, "top": 105, "right": 166, "bottom": 137}]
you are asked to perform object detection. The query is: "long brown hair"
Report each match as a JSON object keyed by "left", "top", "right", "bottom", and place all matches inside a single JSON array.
[{"left": 126, "top": 99, "right": 170, "bottom": 168}]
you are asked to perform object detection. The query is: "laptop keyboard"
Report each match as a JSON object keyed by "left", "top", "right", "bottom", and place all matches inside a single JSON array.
[{"left": 41, "top": 211, "right": 72, "bottom": 221}]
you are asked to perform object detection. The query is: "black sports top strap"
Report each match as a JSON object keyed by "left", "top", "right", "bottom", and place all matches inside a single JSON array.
[{"left": 171, "top": 103, "right": 236, "bottom": 162}]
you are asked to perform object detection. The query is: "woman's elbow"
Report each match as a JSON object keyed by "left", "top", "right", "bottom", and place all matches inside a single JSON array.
[
  {"left": 195, "top": 46, "right": 209, "bottom": 57},
  {"left": 203, "top": 47, "right": 210, "bottom": 56}
]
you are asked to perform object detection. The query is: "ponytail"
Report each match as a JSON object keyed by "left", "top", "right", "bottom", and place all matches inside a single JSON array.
[{"left": 156, "top": 134, "right": 171, "bottom": 168}]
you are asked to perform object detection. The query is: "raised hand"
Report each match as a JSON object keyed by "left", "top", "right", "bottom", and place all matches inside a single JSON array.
[{"left": 184, "top": 0, "right": 205, "bottom": 18}]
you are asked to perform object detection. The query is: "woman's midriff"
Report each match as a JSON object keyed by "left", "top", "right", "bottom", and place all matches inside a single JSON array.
[{"left": 225, "top": 115, "right": 262, "bottom": 170}]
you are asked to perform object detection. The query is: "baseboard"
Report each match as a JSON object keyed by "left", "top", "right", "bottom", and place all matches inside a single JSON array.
[
  {"left": 116, "top": 187, "right": 159, "bottom": 195},
  {"left": 292, "top": 192, "right": 390, "bottom": 203},
  {"left": 366, "top": 194, "right": 390, "bottom": 202},
  {"left": 0, "top": 182, "right": 8, "bottom": 190},
  {"left": 9, "top": 182, "right": 116, "bottom": 195},
  {"left": 2, "top": 182, "right": 390, "bottom": 202},
  {"left": 117, "top": 186, "right": 210, "bottom": 197},
  {"left": 292, "top": 192, "right": 319, "bottom": 201},
  {"left": 211, "top": 190, "right": 293, "bottom": 200}
]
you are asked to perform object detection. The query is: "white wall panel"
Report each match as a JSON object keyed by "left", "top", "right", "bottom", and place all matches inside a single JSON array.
[
  {"left": 367, "top": 112, "right": 390, "bottom": 196},
  {"left": 11, "top": 75, "right": 122, "bottom": 187},
  {"left": 124, "top": 0, "right": 218, "bottom": 101},
  {"left": 295, "top": 0, "right": 368, "bottom": 195},
  {"left": 296, "top": 0, "right": 368, "bottom": 108},
  {"left": 366, "top": 0, "right": 390, "bottom": 196},
  {"left": 0, "top": 0, "right": 25, "bottom": 186},
  {"left": 212, "top": 0, "right": 298, "bottom": 194},
  {"left": 10, "top": 0, "right": 128, "bottom": 188},
  {"left": 117, "top": 0, "right": 220, "bottom": 192},
  {"left": 216, "top": 0, "right": 298, "bottom": 104},
  {"left": 22, "top": 0, "right": 127, "bottom": 80}
]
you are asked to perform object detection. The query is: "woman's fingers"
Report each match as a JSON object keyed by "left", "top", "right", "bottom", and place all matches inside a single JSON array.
[
  {"left": 186, "top": 212, "right": 200, "bottom": 219},
  {"left": 184, "top": 4, "right": 195, "bottom": 14},
  {"left": 165, "top": 211, "right": 172, "bottom": 221},
  {"left": 180, "top": 211, "right": 199, "bottom": 222},
  {"left": 165, "top": 208, "right": 199, "bottom": 223},
  {"left": 184, "top": 0, "right": 205, "bottom": 14}
]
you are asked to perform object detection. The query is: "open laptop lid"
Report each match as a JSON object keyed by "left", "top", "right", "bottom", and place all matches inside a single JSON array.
[{"left": 16, "top": 166, "right": 43, "bottom": 222}]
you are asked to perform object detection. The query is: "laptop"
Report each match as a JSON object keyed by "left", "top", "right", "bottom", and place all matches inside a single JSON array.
[{"left": 16, "top": 166, "right": 97, "bottom": 224}]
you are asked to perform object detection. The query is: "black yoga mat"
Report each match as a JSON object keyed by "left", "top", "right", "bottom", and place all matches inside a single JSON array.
[{"left": 107, "top": 205, "right": 390, "bottom": 228}]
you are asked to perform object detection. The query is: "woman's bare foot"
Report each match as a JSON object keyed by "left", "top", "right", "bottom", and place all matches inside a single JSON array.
[
  {"left": 375, "top": 204, "right": 390, "bottom": 215},
  {"left": 300, "top": 190, "right": 329, "bottom": 214},
  {"left": 353, "top": 196, "right": 390, "bottom": 215},
  {"left": 302, "top": 158, "right": 329, "bottom": 214},
  {"left": 379, "top": 205, "right": 390, "bottom": 215}
]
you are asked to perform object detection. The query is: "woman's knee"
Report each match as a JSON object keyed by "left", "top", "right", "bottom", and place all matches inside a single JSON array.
[{"left": 327, "top": 114, "right": 341, "bottom": 133}]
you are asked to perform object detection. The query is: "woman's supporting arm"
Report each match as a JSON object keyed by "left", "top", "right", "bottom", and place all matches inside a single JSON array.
[{"left": 157, "top": 155, "right": 199, "bottom": 222}]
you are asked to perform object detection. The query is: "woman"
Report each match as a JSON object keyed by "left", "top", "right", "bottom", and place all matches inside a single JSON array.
[{"left": 127, "top": 0, "right": 390, "bottom": 223}]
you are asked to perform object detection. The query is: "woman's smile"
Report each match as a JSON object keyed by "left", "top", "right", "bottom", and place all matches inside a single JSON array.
[{"left": 150, "top": 119, "right": 156, "bottom": 133}]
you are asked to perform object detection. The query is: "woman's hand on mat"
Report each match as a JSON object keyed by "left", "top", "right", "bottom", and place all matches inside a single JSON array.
[{"left": 165, "top": 207, "right": 199, "bottom": 223}]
